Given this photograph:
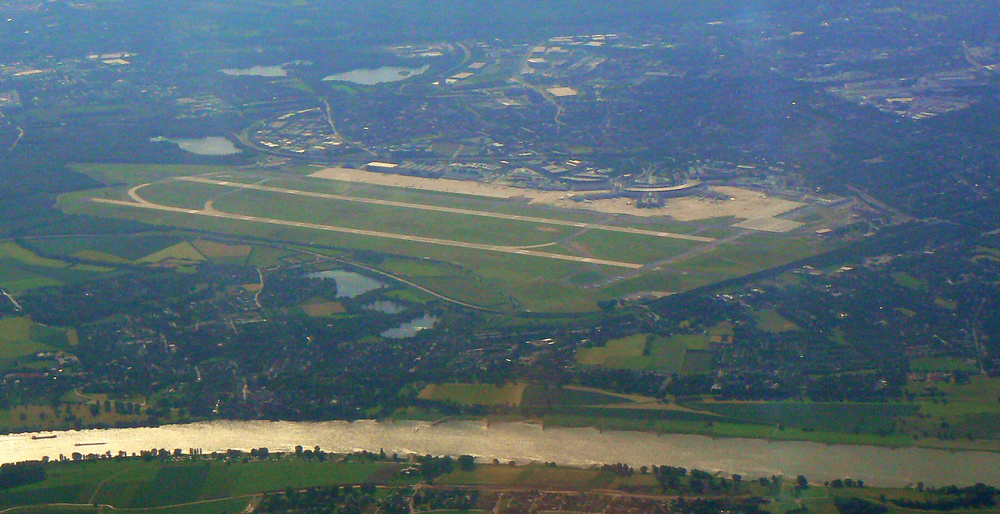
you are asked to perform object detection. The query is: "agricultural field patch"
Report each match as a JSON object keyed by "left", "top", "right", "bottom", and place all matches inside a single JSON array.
[
  {"left": 0, "top": 242, "right": 68, "bottom": 269},
  {"left": 72, "top": 249, "right": 133, "bottom": 264},
  {"left": 300, "top": 297, "right": 347, "bottom": 317},
  {"left": 576, "top": 334, "right": 649, "bottom": 368},
  {"left": 555, "top": 387, "right": 634, "bottom": 407},
  {"left": 137, "top": 241, "right": 206, "bottom": 265},
  {"left": 0, "top": 317, "right": 70, "bottom": 359},
  {"left": 246, "top": 245, "right": 303, "bottom": 268},
  {"left": 0, "top": 260, "right": 62, "bottom": 292},
  {"left": 24, "top": 235, "right": 188, "bottom": 262},
  {"left": 191, "top": 238, "right": 252, "bottom": 260},
  {"left": 577, "top": 333, "right": 714, "bottom": 374},
  {"left": 689, "top": 401, "right": 917, "bottom": 436}
]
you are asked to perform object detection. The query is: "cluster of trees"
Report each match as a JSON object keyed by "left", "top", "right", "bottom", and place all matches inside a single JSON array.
[
  {"left": 0, "top": 461, "right": 45, "bottom": 490},
  {"left": 600, "top": 462, "right": 636, "bottom": 478},
  {"left": 650, "top": 465, "right": 748, "bottom": 495},
  {"left": 892, "top": 484, "right": 999, "bottom": 511},
  {"left": 415, "top": 455, "right": 455, "bottom": 481}
]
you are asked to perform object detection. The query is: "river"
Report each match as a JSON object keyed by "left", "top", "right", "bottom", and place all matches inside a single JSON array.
[{"left": 3, "top": 420, "right": 997, "bottom": 487}]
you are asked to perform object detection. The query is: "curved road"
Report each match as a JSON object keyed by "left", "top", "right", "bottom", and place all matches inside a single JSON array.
[{"left": 94, "top": 184, "right": 645, "bottom": 269}]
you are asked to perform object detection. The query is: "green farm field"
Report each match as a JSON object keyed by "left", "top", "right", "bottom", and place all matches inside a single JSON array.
[
  {"left": 0, "top": 241, "right": 113, "bottom": 294},
  {"left": 0, "top": 317, "right": 75, "bottom": 360},
  {"left": 576, "top": 333, "right": 713, "bottom": 374},
  {"left": 61, "top": 164, "right": 835, "bottom": 312}
]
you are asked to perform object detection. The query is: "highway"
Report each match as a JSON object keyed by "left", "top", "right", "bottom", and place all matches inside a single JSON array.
[
  {"left": 177, "top": 176, "right": 716, "bottom": 242},
  {"left": 94, "top": 184, "right": 646, "bottom": 270}
]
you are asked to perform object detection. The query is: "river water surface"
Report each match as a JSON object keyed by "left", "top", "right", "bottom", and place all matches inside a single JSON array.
[{"left": 3, "top": 420, "right": 997, "bottom": 487}]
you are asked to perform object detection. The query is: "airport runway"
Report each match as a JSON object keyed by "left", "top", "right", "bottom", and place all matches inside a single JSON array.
[
  {"left": 93, "top": 184, "right": 646, "bottom": 269},
  {"left": 177, "top": 176, "right": 716, "bottom": 243}
]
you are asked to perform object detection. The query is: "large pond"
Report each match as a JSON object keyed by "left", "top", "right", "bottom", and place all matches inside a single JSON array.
[
  {"left": 323, "top": 64, "right": 430, "bottom": 85},
  {"left": 307, "top": 270, "right": 385, "bottom": 298},
  {"left": 220, "top": 65, "right": 288, "bottom": 77},
  {"left": 381, "top": 314, "right": 437, "bottom": 339},
  {"left": 2, "top": 420, "right": 998, "bottom": 487},
  {"left": 150, "top": 136, "right": 242, "bottom": 156}
]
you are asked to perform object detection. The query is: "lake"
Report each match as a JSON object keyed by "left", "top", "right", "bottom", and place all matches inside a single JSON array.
[
  {"left": 307, "top": 269, "right": 385, "bottom": 298},
  {"left": 2, "top": 420, "right": 998, "bottom": 487},
  {"left": 323, "top": 64, "right": 431, "bottom": 85},
  {"left": 150, "top": 136, "right": 242, "bottom": 156},
  {"left": 381, "top": 314, "right": 437, "bottom": 339}
]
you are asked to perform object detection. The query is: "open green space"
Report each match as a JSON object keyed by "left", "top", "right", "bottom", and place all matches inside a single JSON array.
[
  {"left": 289, "top": 176, "right": 602, "bottom": 225},
  {"left": 136, "top": 182, "right": 237, "bottom": 211},
  {"left": 677, "top": 234, "right": 825, "bottom": 279},
  {"left": 576, "top": 332, "right": 713, "bottom": 374},
  {"left": 0, "top": 317, "right": 74, "bottom": 360},
  {"left": 755, "top": 309, "right": 800, "bottom": 333},
  {"left": 891, "top": 271, "right": 928, "bottom": 291},
  {"left": 24, "top": 234, "right": 188, "bottom": 262},
  {"left": 0, "top": 457, "right": 395, "bottom": 511},
  {"left": 0, "top": 242, "right": 112, "bottom": 293},
  {"left": 689, "top": 401, "right": 917, "bottom": 436},
  {"left": 0, "top": 242, "right": 69, "bottom": 269},
  {"left": 70, "top": 163, "right": 234, "bottom": 187},
  {"left": 576, "top": 334, "right": 649, "bottom": 367},
  {"left": 569, "top": 229, "right": 699, "bottom": 265},
  {"left": 137, "top": 241, "right": 206, "bottom": 264},
  {"left": 419, "top": 382, "right": 527, "bottom": 406},
  {"left": 210, "top": 189, "right": 575, "bottom": 248},
  {"left": 910, "top": 357, "right": 978, "bottom": 373},
  {"left": 541, "top": 412, "right": 921, "bottom": 447}
]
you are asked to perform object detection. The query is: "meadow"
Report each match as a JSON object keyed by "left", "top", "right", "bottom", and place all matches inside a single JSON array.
[
  {"left": 0, "top": 457, "right": 397, "bottom": 512},
  {"left": 0, "top": 317, "right": 74, "bottom": 361},
  {"left": 575, "top": 332, "right": 714, "bottom": 374}
]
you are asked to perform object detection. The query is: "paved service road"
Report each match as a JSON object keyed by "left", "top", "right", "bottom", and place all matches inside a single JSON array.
[
  {"left": 95, "top": 184, "right": 646, "bottom": 270},
  {"left": 177, "top": 176, "right": 716, "bottom": 243}
]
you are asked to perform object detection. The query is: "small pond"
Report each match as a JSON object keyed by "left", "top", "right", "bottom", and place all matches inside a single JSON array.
[{"left": 363, "top": 301, "right": 407, "bottom": 314}]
